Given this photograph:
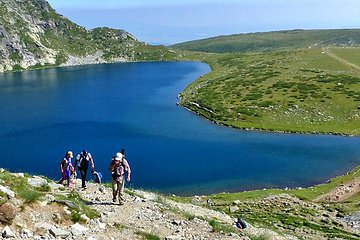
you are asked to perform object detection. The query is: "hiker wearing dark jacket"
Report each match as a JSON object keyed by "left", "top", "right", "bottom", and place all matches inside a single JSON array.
[
  {"left": 109, "top": 152, "right": 131, "bottom": 204},
  {"left": 74, "top": 149, "right": 94, "bottom": 189}
]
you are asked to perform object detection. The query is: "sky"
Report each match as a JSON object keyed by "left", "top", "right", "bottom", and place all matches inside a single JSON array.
[{"left": 47, "top": 0, "right": 360, "bottom": 45}]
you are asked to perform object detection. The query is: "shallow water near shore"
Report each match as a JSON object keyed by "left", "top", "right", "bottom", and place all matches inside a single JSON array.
[{"left": 0, "top": 61, "right": 359, "bottom": 195}]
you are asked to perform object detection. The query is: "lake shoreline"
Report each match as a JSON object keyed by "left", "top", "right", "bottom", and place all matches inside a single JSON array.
[
  {"left": 8, "top": 59, "right": 359, "bottom": 138},
  {"left": 1, "top": 61, "right": 359, "bottom": 196},
  {"left": 177, "top": 99, "right": 360, "bottom": 138}
]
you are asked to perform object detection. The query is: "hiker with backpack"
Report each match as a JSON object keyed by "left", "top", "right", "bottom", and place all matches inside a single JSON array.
[
  {"left": 74, "top": 149, "right": 95, "bottom": 189},
  {"left": 58, "top": 150, "right": 74, "bottom": 188},
  {"left": 109, "top": 151, "right": 131, "bottom": 205}
]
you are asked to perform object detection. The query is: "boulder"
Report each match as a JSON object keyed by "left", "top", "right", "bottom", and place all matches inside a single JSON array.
[
  {"left": 34, "top": 222, "right": 54, "bottom": 231},
  {"left": 165, "top": 236, "right": 182, "bottom": 240},
  {"left": 2, "top": 226, "right": 15, "bottom": 238},
  {"left": 0, "top": 185, "right": 15, "bottom": 198},
  {"left": 49, "top": 227, "right": 71, "bottom": 238},
  {"left": 229, "top": 205, "right": 239, "bottom": 213},
  {"left": 0, "top": 203, "right": 17, "bottom": 225},
  {"left": 27, "top": 176, "right": 47, "bottom": 187},
  {"left": 71, "top": 222, "right": 89, "bottom": 236}
]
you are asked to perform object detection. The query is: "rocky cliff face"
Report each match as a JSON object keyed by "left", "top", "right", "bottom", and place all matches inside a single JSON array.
[{"left": 0, "top": 0, "right": 139, "bottom": 72}]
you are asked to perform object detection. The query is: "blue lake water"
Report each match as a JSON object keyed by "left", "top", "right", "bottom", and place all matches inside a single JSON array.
[{"left": 0, "top": 61, "right": 359, "bottom": 195}]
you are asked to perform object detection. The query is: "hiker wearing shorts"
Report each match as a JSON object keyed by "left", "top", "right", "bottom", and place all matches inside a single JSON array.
[{"left": 109, "top": 151, "right": 131, "bottom": 205}]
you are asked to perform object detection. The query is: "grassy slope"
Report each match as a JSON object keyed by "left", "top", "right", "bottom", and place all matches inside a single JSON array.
[
  {"left": 170, "top": 166, "right": 360, "bottom": 239},
  {"left": 172, "top": 29, "right": 360, "bottom": 53},
  {"left": 175, "top": 46, "right": 360, "bottom": 135},
  {"left": 0, "top": 0, "right": 180, "bottom": 71}
]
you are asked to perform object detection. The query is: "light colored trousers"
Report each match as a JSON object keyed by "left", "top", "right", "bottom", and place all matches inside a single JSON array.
[{"left": 111, "top": 176, "right": 125, "bottom": 203}]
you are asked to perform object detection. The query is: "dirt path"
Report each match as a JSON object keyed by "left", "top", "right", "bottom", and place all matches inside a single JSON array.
[
  {"left": 314, "top": 176, "right": 360, "bottom": 202},
  {"left": 322, "top": 47, "right": 360, "bottom": 71}
]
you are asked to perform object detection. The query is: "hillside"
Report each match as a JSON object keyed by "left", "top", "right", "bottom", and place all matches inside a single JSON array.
[
  {"left": 172, "top": 29, "right": 360, "bottom": 53},
  {"left": 0, "top": 168, "right": 360, "bottom": 239},
  {"left": 173, "top": 30, "right": 360, "bottom": 135},
  {"left": 0, "top": 0, "right": 177, "bottom": 72}
]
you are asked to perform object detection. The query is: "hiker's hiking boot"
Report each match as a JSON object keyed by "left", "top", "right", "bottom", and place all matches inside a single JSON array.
[{"left": 112, "top": 198, "right": 116, "bottom": 203}]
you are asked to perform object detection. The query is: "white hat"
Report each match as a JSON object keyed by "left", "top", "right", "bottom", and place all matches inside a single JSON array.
[{"left": 114, "top": 152, "right": 123, "bottom": 161}]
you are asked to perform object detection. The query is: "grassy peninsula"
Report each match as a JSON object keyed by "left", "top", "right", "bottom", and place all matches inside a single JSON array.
[{"left": 173, "top": 30, "right": 360, "bottom": 135}]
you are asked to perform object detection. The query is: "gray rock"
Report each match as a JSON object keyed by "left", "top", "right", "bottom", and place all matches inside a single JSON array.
[
  {"left": 28, "top": 176, "right": 48, "bottom": 187},
  {"left": 12, "top": 173, "right": 24, "bottom": 178},
  {"left": 191, "top": 195, "right": 204, "bottom": 205},
  {"left": 0, "top": 184, "right": 15, "bottom": 198},
  {"left": 229, "top": 205, "right": 239, "bottom": 213},
  {"left": 2, "top": 226, "right": 15, "bottom": 238},
  {"left": 49, "top": 182, "right": 64, "bottom": 191},
  {"left": 49, "top": 227, "right": 71, "bottom": 238},
  {"left": 165, "top": 236, "right": 182, "bottom": 240},
  {"left": 71, "top": 222, "right": 89, "bottom": 236},
  {"left": 233, "top": 200, "right": 241, "bottom": 205},
  {"left": 45, "top": 194, "right": 55, "bottom": 202}
]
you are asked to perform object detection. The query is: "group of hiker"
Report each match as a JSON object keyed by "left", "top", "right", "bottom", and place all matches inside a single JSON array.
[{"left": 58, "top": 148, "right": 131, "bottom": 205}]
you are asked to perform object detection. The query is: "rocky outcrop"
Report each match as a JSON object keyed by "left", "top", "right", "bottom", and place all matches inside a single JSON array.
[
  {"left": 2, "top": 169, "right": 360, "bottom": 239},
  {"left": 0, "top": 203, "right": 16, "bottom": 225},
  {"left": 0, "top": 171, "right": 292, "bottom": 240},
  {"left": 0, "top": 0, "right": 140, "bottom": 72}
]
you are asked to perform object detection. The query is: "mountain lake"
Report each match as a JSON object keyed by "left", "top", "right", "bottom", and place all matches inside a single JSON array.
[{"left": 0, "top": 61, "right": 359, "bottom": 195}]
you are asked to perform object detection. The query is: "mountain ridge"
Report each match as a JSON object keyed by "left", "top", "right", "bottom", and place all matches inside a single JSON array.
[
  {"left": 0, "top": 0, "right": 175, "bottom": 72},
  {"left": 171, "top": 28, "right": 360, "bottom": 53}
]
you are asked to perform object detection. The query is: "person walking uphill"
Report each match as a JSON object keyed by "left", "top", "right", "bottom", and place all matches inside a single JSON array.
[
  {"left": 74, "top": 149, "right": 95, "bottom": 189},
  {"left": 58, "top": 151, "right": 74, "bottom": 188},
  {"left": 109, "top": 152, "right": 131, "bottom": 205}
]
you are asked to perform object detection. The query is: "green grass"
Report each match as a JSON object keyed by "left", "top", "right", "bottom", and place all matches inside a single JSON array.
[
  {"left": 172, "top": 29, "right": 360, "bottom": 53},
  {"left": 55, "top": 191, "right": 100, "bottom": 222},
  {"left": 135, "top": 231, "right": 161, "bottom": 240},
  {"left": 168, "top": 166, "right": 360, "bottom": 239},
  {"left": 177, "top": 47, "right": 360, "bottom": 135},
  {"left": 330, "top": 47, "right": 360, "bottom": 66},
  {"left": 0, "top": 170, "right": 44, "bottom": 203},
  {"left": 249, "top": 234, "right": 271, "bottom": 240},
  {"left": 208, "top": 219, "right": 236, "bottom": 234}
]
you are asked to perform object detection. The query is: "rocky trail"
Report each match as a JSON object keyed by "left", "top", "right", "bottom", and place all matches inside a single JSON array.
[
  {"left": 314, "top": 176, "right": 360, "bottom": 203},
  {"left": 322, "top": 47, "right": 360, "bottom": 71},
  {"left": 0, "top": 174, "right": 291, "bottom": 240}
]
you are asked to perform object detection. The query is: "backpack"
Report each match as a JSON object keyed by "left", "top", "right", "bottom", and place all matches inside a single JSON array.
[
  {"left": 78, "top": 154, "right": 89, "bottom": 170},
  {"left": 111, "top": 159, "right": 125, "bottom": 178},
  {"left": 92, "top": 171, "right": 102, "bottom": 183},
  {"left": 236, "top": 218, "right": 247, "bottom": 229}
]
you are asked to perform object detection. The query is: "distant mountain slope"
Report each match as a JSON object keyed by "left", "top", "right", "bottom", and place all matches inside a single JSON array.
[
  {"left": 0, "top": 0, "right": 176, "bottom": 72},
  {"left": 172, "top": 29, "right": 360, "bottom": 53}
]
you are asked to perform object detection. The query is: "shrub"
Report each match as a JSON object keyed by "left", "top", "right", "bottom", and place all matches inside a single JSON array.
[
  {"left": 135, "top": 231, "right": 161, "bottom": 240},
  {"left": 208, "top": 219, "right": 235, "bottom": 234}
]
